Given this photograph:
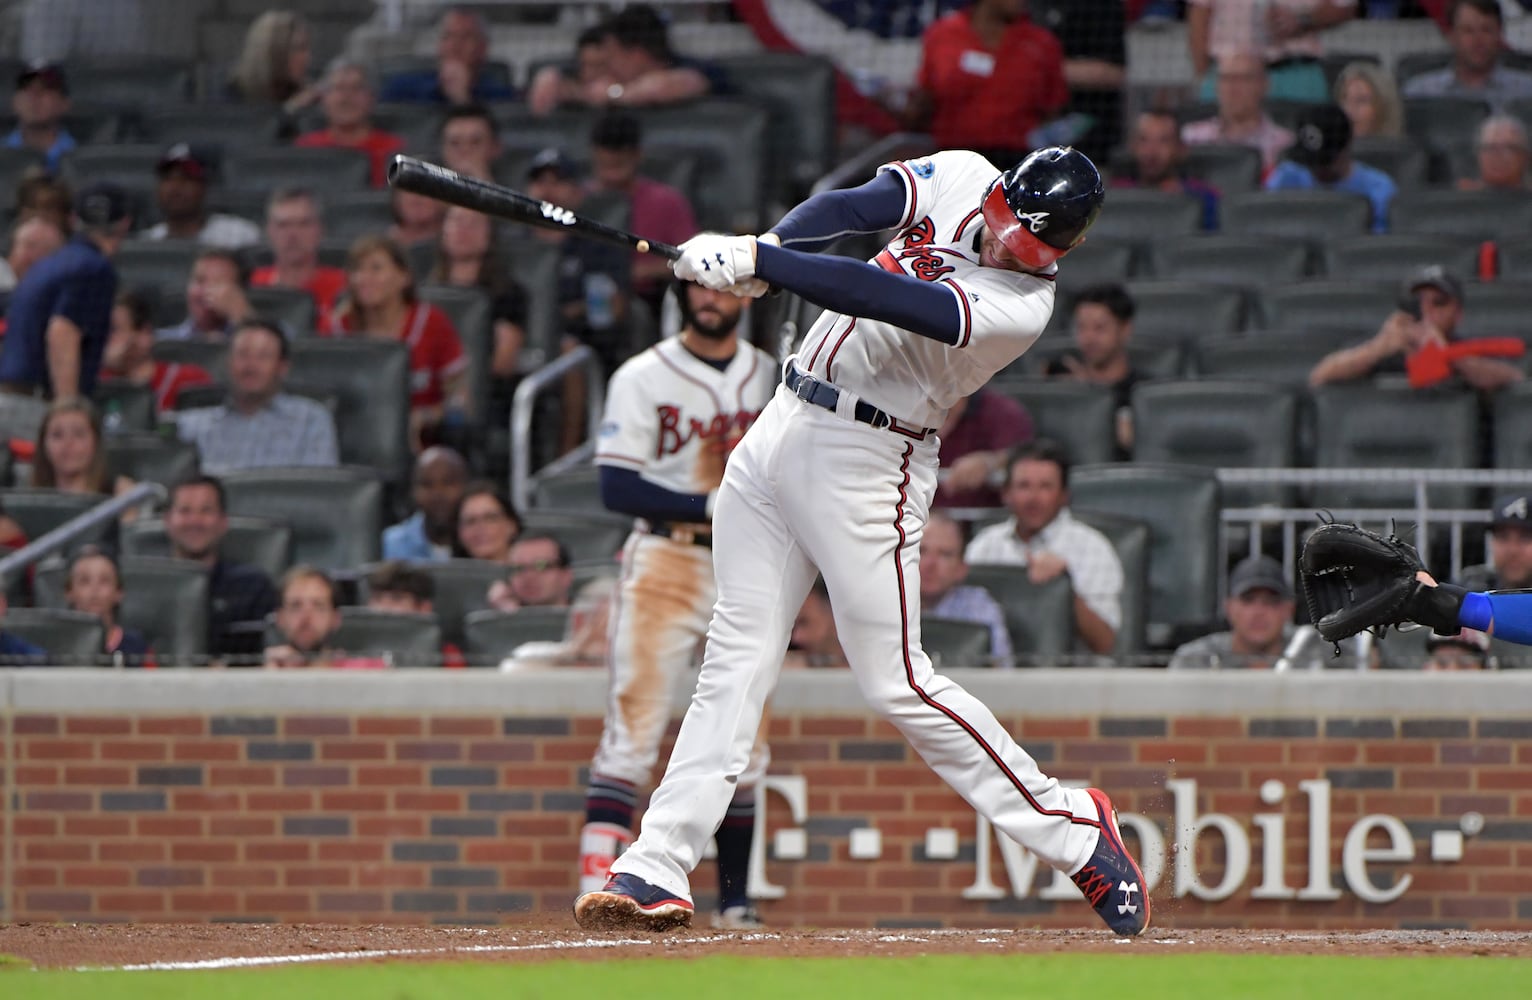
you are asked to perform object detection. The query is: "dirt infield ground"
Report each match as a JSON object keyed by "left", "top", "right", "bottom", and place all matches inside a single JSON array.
[{"left": 3, "top": 920, "right": 1531, "bottom": 970}]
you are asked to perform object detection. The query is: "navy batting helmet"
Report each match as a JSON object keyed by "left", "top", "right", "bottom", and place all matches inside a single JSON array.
[{"left": 981, "top": 146, "right": 1104, "bottom": 270}]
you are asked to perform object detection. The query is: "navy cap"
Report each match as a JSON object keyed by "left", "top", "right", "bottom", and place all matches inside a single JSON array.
[
  {"left": 1229, "top": 555, "right": 1293, "bottom": 601},
  {"left": 1288, "top": 104, "right": 1352, "bottom": 170},
  {"left": 74, "top": 181, "right": 132, "bottom": 227},
  {"left": 156, "top": 143, "right": 211, "bottom": 181},
  {"left": 525, "top": 147, "right": 578, "bottom": 181},
  {"left": 1407, "top": 264, "right": 1465, "bottom": 304},
  {"left": 16, "top": 61, "right": 67, "bottom": 95}
]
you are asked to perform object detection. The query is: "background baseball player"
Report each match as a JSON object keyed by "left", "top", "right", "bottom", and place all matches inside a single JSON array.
[
  {"left": 575, "top": 147, "right": 1149, "bottom": 937},
  {"left": 580, "top": 277, "right": 778, "bottom": 929}
]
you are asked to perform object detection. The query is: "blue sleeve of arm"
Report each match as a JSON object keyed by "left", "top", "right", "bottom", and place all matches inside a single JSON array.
[
  {"left": 599, "top": 465, "right": 710, "bottom": 523},
  {"left": 754, "top": 242, "right": 962, "bottom": 345},
  {"left": 1463, "top": 591, "right": 1532, "bottom": 645},
  {"left": 767, "top": 171, "right": 909, "bottom": 254}
]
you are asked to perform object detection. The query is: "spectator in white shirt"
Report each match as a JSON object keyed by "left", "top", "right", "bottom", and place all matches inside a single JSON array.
[
  {"left": 966, "top": 440, "right": 1123, "bottom": 655},
  {"left": 175, "top": 318, "right": 338, "bottom": 474},
  {"left": 1181, "top": 51, "right": 1296, "bottom": 177},
  {"left": 1403, "top": 0, "right": 1532, "bottom": 109},
  {"left": 141, "top": 144, "right": 261, "bottom": 249},
  {"left": 920, "top": 510, "right": 1013, "bottom": 668}
]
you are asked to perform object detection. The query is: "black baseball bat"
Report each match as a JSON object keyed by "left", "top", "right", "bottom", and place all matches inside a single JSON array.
[{"left": 386, "top": 154, "right": 681, "bottom": 260}]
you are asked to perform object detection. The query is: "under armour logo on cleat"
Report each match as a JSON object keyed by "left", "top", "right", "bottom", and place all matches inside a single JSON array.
[
  {"left": 1117, "top": 881, "right": 1140, "bottom": 915},
  {"left": 715, "top": 253, "right": 726, "bottom": 266}
]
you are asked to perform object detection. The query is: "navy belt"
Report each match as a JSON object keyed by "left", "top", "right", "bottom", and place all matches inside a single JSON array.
[{"left": 784, "top": 363, "right": 887, "bottom": 429}]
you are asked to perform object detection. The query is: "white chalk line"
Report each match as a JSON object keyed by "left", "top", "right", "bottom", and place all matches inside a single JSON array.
[
  {"left": 70, "top": 928, "right": 1532, "bottom": 973},
  {"left": 81, "top": 932, "right": 784, "bottom": 972}
]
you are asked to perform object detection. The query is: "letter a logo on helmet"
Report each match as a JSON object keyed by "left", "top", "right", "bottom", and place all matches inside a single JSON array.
[{"left": 982, "top": 147, "right": 1104, "bottom": 270}]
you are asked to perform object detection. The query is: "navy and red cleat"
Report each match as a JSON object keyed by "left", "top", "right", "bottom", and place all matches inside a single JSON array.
[
  {"left": 1071, "top": 788, "right": 1151, "bottom": 937},
  {"left": 573, "top": 872, "right": 694, "bottom": 932}
]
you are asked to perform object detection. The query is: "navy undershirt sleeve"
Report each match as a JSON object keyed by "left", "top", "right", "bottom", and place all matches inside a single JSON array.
[
  {"left": 767, "top": 171, "right": 909, "bottom": 254},
  {"left": 599, "top": 465, "right": 710, "bottom": 523},
  {"left": 754, "top": 242, "right": 963, "bottom": 345}
]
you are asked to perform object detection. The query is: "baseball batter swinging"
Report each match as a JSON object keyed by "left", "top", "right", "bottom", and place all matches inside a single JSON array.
[
  {"left": 580, "top": 278, "right": 778, "bottom": 929},
  {"left": 575, "top": 147, "right": 1149, "bottom": 937}
]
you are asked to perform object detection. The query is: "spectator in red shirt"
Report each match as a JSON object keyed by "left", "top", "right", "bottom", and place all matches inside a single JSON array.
[
  {"left": 100, "top": 289, "right": 212, "bottom": 412},
  {"left": 330, "top": 234, "right": 468, "bottom": 451},
  {"left": 904, "top": 0, "right": 1068, "bottom": 165},
  {"left": 588, "top": 111, "right": 698, "bottom": 313},
  {"left": 294, "top": 59, "right": 404, "bottom": 188},
  {"left": 934, "top": 388, "right": 1034, "bottom": 509},
  {"left": 251, "top": 187, "right": 346, "bottom": 329}
]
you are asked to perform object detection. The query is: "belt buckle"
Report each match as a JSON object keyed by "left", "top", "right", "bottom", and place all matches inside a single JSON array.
[{"left": 793, "top": 369, "right": 818, "bottom": 402}]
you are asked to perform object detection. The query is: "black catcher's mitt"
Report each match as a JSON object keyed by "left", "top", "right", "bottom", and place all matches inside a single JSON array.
[{"left": 1299, "top": 521, "right": 1465, "bottom": 643}]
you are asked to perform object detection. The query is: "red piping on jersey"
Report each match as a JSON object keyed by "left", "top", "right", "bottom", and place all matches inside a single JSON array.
[
  {"left": 823, "top": 319, "right": 859, "bottom": 382},
  {"left": 940, "top": 278, "right": 972, "bottom": 348},
  {"left": 889, "top": 443, "right": 1103, "bottom": 834},
  {"left": 734, "top": 351, "right": 761, "bottom": 409},
  {"left": 889, "top": 162, "right": 919, "bottom": 230},
  {"left": 806, "top": 315, "right": 850, "bottom": 372},
  {"left": 952, "top": 207, "right": 982, "bottom": 242}
]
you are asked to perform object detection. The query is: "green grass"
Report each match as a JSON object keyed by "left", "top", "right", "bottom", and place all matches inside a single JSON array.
[{"left": 7, "top": 953, "right": 1531, "bottom": 999}]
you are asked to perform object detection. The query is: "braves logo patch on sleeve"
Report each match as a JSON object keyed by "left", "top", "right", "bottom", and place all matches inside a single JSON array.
[{"left": 911, "top": 159, "right": 935, "bottom": 178}]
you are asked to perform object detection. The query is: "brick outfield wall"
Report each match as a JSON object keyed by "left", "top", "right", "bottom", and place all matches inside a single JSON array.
[{"left": 3, "top": 710, "right": 1531, "bottom": 930}]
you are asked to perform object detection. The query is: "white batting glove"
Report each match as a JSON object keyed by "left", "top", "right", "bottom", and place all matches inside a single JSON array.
[
  {"left": 675, "top": 234, "right": 758, "bottom": 290},
  {"left": 725, "top": 233, "right": 778, "bottom": 298}
]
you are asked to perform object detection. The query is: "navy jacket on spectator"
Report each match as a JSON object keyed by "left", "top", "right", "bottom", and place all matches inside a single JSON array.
[
  {"left": 0, "top": 631, "right": 45, "bottom": 659},
  {"left": 0, "top": 235, "right": 116, "bottom": 396},
  {"left": 209, "top": 559, "right": 280, "bottom": 660}
]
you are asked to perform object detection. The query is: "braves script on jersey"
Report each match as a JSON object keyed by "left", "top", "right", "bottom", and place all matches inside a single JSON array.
[
  {"left": 797, "top": 149, "right": 1056, "bottom": 429},
  {"left": 597, "top": 336, "right": 777, "bottom": 496},
  {"left": 605, "top": 151, "right": 1115, "bottom": 915}
]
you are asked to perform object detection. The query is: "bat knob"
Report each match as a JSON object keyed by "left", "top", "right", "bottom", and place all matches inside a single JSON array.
[{"left": 386, "top": 155, "right": 409, "bottom": 187}]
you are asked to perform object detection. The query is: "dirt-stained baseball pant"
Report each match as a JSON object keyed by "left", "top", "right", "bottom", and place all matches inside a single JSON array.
[{"left": 611, "top": 386, "right": 1103, "bottom": 897}]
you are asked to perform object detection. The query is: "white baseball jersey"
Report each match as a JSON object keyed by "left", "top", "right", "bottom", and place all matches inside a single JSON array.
[
  {"left": 596, "top": 336, "right": 779, "bottom": 499},
  {"left": 796, "top": 149, "right": 1057, "bottom": 429}
]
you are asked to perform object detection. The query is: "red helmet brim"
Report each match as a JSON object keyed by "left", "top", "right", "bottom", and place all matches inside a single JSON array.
[{"left": 981, "top": 180, "right": 1077, "bottom": 270}]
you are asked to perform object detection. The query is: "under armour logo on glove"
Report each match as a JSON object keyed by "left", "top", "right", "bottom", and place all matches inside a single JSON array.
[
  {"left": 1117, "top": 881, "right": 1140, "bottom": 915},
  {"left": 675, "top": 234, "right": 760, "bottom": 292}
]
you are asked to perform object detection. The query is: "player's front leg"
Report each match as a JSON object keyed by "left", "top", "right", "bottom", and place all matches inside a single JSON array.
[{"left": 576, "top": 464, "right": 816, "bottom": 930}]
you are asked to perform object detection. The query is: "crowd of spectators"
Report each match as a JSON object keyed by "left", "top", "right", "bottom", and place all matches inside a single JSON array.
[{"left": 0, "top": 1, "right": 1523, "bottom": 673}]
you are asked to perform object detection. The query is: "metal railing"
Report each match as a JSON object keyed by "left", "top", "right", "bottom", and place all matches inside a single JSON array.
[
  {"left": 0, "top": 482, "right": 166, "bottom": 586},
  {"left": 811, "top": 132, "right": 935, "bottom": 196},
  {"left": 1216, "top": 467, "right": 1532, "bottom": 586},
  {"left": 509, "top": 344, "right": 605, "bottom": 513}
]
